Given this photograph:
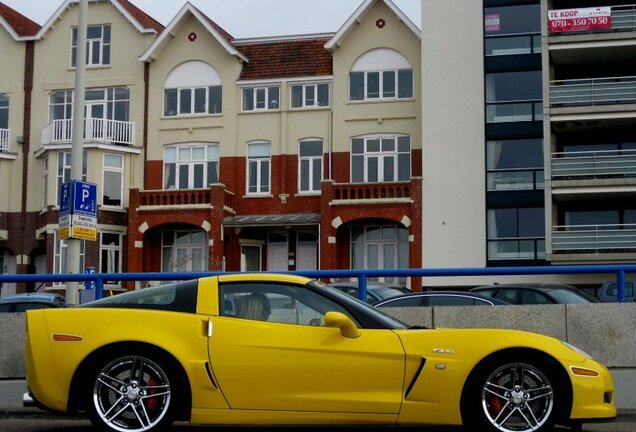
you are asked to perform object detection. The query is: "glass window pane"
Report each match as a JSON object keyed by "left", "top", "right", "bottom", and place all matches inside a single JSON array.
[
  {"left": 103, "top": 45, "right": 110, "bottom": 65},
  {"left": 317, "top": 83, "right": 329, "bottom": 106},
  {"left": 367, "top": 72, "right": 380, "bottom": 98},
  {"left": 368, "top": 157, "right": 378, "bottom": 182},
  {"left": 352, "top": 138, "right": 364, "bottom": 154},
  {"left": 350, "top": 72, "right": 364, "bottom": 100},
  {"left": 243, "top": 88, "right": 254, "bottom": 110},
  {"left": 398, "top": 69, "right": 413, "bottom": 98},
  {"left": 305, "top": 85, "right": 315, "bottom": 106},
  {"left": 261, "top": 161, "right": 270, "bottom": 192},
  {"left": 398, "top": 154, "right": 410, "bottom": 181},
  {"left": 164, "top": 89, "right": 177, "bottom": 116},
  {"left": 104, "top": 154, "right": 122, "bottom": 168},
  {"left": 291, "top": 85, "right": 302, "bottom": 108},
  {"left": 519, "top": 208, "right": 544, "bottom": 237},
  {"left": 193, "top": 164, "right": 204, "bottom": 188},
  {"left": 312, "top": 158, "right": 321, "bottom": 191},
  {"left": 300, "top": 159, "right": 309, "bottom": 191},
  {"left": 256, "top": 88, "right": 266, "bottom": 109},
  {"left": 484, "top": 4, "right": 540, "bottom": 35},
  {"left": 209, "top": 86, "right": 222, "bottom": 114},
  {"left": 207, "top": 161, "right": 218, "bottom": 184},
  {"left": 178, "top": 165, "right": 189, "bottom": 188},
  {"left": 383, "top": 156, "right": 395, "bottom": 181},
  {"left": 179, "top": 89, "right": 192, "bottom": 114},
  {"left": 300, "top": 140, "right": 322, "bottom": 157},
  {"left": 192, "top": 147, "right": 205, "bottom": 160},
  {"left": 268, "top": 87, "right": 280, "bottom": 109},
  {"left": 248, "top": 142, "right": 270, "bottom": 157},
  {"left": 103, "top": 171, "right": 122, "bottom": 206},
  {"left": 383, "top": 71, "right": 395, "bottom": 98},
  {"left": 194, "top": 88, "right": 206, "bottom": 113},
  {"left": 486, "top": 71, "right": 542, "bottom": 102},
  {"left": 352, "top": 155, "right": 364, "bottom": 182},
  {"left": 367, "top": 139, "right": 380, "bottom": 152}
]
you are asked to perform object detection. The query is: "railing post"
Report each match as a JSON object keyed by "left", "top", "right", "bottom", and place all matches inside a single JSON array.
[
  {"left": 96, "top": 277, "right": 104, "bottom": 300},
  {"left": 358, "top": 273, "right": 368, "bottom": 302},
  {"left": 617, "top": 269, "right": 626, "bottom": 303}
]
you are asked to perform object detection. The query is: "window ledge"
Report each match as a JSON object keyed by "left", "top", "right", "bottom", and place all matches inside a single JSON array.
[{"left": 243, "top": 194, "right": 274, "bottom": 199}]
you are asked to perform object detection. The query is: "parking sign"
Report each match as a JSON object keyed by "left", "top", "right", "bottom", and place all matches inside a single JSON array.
[{"left": 72, "top": 181, "right": 97, "bottom": 217}]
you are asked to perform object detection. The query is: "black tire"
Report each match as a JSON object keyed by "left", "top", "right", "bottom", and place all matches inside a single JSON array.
[
  {"left": 87, "top": 353, "right": 176, "bottom": 432},
  {"left": 462, "top": 355, "right": 562, "bottom": 432}
]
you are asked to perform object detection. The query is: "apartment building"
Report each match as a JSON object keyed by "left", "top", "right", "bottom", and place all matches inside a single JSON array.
[{"left": 0, "top": 0, "right": 422, "bottom": 295}]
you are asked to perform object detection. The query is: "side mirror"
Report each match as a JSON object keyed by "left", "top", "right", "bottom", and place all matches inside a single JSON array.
[{"left": 324, "top": 311, "right": 360, "bottom": 339}]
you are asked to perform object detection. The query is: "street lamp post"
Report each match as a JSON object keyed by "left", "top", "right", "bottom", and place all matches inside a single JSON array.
[{"left": 64, "top": 0, "right": 88, "bottom": 305}]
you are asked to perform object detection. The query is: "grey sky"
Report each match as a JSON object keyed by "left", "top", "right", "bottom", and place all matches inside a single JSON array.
[{"left": 2, "top": 0, "right": 420, "bottom": 39}]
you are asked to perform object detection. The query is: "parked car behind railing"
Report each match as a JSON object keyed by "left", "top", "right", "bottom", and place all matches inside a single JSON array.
[
  {"left": 597, "top": 281, "right": 636, "bottom": 302},
  {"left": 470, "top": 283, "right": 599, "bottom": 305}
]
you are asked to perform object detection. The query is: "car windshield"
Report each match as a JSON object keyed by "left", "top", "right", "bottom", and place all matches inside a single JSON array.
[{"left": 549, "top": 288, "right": 599, "bottom": 303}]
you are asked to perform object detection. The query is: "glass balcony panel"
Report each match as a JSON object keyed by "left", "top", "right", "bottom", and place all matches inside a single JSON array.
[
  {"left": 487, "top": 169, "right": 543, "bottom": 191},
  {"left": 485, "top": 36, "right": 532, "bottom": 56},
  {"left": 553, "top": 224, "right": 636, "bottom": 252},
  {"left": 486, "top": 102, "right": 533, "bottom": 123},
  {"left": 488, "top": 239, "right": 543, "bottom": 260},
  {"left": 552, "top": 150, "right": 636, "bottom": 178}
]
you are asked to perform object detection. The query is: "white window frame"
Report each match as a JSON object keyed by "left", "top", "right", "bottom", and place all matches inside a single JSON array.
[
  {"left": 350, "top": 69, "right": 413, "bottom": 101},
  {"left": 350, "top": 135, "right": 411, "bottom": 183},
  {"left": 56, "top": 151, "right": 87, "bottom": 207},
  {"left": 102, "top": 153, "right": 123, "bottom": 208},
  {"left": 53, "top": 233, "right": 85, "bottom": 283},
  {"left": 298, "top": 139, "right": 323, "bottom": 194},
  {"left": 0, "top": 95, "right": 9, "bottom": 151},
  {"left": 100, "top": 231, "right": 123, "bottom": 287},
  {"left": 290, "top": 83, "right": 330, "bottom": 108},
  {"left": 71, "top": 24, "right": 111, "bottom": 67},
  {"left": 246, "top": 141, "right": 271, "bottom": 195},
  {"left": 242, "top": 86, "right": 280, "bottom": 111},
  {"left": 42, "top": 156, "right": 49, "bottom": 211},
  {"left": 161, "top": 230, "right": 208, "bottom": 272},
  {"left": 163, "top": 85, "right": 222, "bottom": 116},
  {"left": 163, "top": 144, "right": 219, "bottom": 190}
]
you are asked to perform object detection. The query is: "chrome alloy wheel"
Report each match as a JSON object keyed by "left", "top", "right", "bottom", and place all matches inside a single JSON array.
[
  {"left": 93, "top": 356, "right": 171, "bottom": 432},
  {"left": 481, "top": 362, "right": 554, "bottom": 432}
]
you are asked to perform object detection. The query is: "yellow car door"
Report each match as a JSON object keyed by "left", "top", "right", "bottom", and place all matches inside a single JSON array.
[{"left": 209, "top": 317, "right": 405, "bottom": 414}]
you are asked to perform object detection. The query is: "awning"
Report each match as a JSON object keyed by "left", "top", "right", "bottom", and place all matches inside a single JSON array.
[{"left": 223, "top": 213, "right": 321, "bottom": 228}]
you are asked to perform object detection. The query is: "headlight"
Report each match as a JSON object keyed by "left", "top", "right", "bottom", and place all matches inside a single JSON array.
[{"left": 562, "top": 340, "right": 592, "bottom": 359}]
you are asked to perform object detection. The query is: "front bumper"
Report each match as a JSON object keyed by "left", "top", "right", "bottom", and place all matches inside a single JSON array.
[{"left": 569, "top": 358, "right": 616, "bottom": 421}]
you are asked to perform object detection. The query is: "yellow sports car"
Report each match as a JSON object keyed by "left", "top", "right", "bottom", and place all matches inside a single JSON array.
[{"left": 24, "top": 273, "right": 615, "bottom": 432}]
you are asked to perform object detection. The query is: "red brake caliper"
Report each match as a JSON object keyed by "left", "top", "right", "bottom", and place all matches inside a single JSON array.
[{"left": 146, "top": 377, "right": 158, "bottom": 410}]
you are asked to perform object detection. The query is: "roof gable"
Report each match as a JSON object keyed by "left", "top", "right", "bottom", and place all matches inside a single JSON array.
[
  {"left": 236, "top": 36, "right": 333, "bottom": 81},
  {"left": 325, "top": 0, "right": 420, "bottom": 51},
  {"left": 0, "top": 1, "right": 40, "bottom": 39},
  {"left": 140, "top": 2, "right": 244, "bottom": 63},
  {"left": 35, "top": 0, "right": 163, "bottom": 40}
]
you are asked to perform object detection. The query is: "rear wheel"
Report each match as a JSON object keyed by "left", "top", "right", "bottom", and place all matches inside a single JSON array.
[
  {"left": 463, "top": 358, "right": 561, "bottom": 432},
  {"left": 88, "top": 354, "right": 174, "bottom": 432}
]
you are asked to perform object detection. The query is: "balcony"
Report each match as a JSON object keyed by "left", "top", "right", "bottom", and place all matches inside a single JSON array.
[
  {"left": 329, "top": 181, "right": 412, "bottom": 204},
  {"left": 41, "top": 118, "right": 135, "bottom": 146},
  {"left": 133, "top": 184, "right": 235, "bottom": 214},
  {"left": 488, "top": 238, "right": 545, "bottom": 261},
  {"left": 487, "top": 168, "right": 544, "bottom": 191},
  {"left": 0, "top": 128, "right": 8, "bottom": 151},
  {"left": 553, "top": 223, "right": 636, "bottom": 253},
  {"left": 486, "top": 100, "right": 543, "bottom": 123},
  {"left": 552, "top": 149, "right": 636, "bottom": 179},
  {"left": 550, "top": 76, "right": 636, "bottom": 107}
]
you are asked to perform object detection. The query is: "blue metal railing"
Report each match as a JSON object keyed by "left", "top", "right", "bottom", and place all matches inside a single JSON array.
[{"left": 1, "top": 265, "right": 634, "bottom": 303}]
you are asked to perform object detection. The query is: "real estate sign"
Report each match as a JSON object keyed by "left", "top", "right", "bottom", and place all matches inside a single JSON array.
[{"left": 548, "top": 7, "right": 611, "bottom": 33}]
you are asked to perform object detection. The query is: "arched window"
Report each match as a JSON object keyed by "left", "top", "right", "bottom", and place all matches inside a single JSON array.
[
  {"left": 349, "top": 49, "right": 413, "bottom": 101},
  {"left": 164, "top": 61, "right": 222, "bottom": 116}
]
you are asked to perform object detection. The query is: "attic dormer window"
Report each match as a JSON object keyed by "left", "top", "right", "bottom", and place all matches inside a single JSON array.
[
  {"left": 349, "top": 48, "right": 413, "bottom": 101},
  {"left": 163, "top": 61, "right": 223, "bottom": 116},
  {"left": 71, "top": 24, "right": 111, "bottom": 67}
]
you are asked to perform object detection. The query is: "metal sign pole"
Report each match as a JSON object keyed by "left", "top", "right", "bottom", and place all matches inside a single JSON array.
[{"left": 65, "top": 0, "right": 88, "bottom": 305}]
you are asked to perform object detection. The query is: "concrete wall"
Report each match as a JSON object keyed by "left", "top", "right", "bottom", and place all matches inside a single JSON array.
[{"left": 2, "top": 303, "right": 635, "bottom": 408}]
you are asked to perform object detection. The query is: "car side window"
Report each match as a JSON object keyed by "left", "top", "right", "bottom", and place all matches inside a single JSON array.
[
  {"left": 521, "top": 290, "right": 552, "bottom": 305},
  {"left": 379, "top": 297, "right": 422, "bottom": 307},
  {"left": 429, "top": 296, "right": 476, "bottom": 306},
  {"left": 495, "top": 289, "right": 518, "bottom": 304},
  {"left": 0, "top": 304, "right": 13, "bottom": 312},
  {"left": 219, "top": 282, "right": 358, "bottom": 326}
]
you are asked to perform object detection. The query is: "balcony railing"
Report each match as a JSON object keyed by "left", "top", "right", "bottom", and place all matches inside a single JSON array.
[
  {"left": 487, "top": 168, "right": 544, "bottom": 191},
  {"left": 552, "top": 149, "right": 636, "bottom": 179},
  {"left": 553, "top": 223, "right": 636, "bottom": 252},
  {"left": 485, "top": 33, "right": 541, "bottom": 56},
  {"left": 550, "top": 76, "right": 636, "bottom": 107},
  {"left": 41, "top": 118, "right": 135, "bottom": 146},
  {"left": 331, "top": 182, "right": 411, "bottom": 201},
  {"left": 488, "top": 238, "right": 545, "bottom": 260},
  {"left": 486, "top": 100, "right": 543, "bottom": 123},
  {"left": 138, "top": 189, "right": 213, "bottom": 207},
  {"left": 0, "top": 128, "right": 8, "bottom": 151}
]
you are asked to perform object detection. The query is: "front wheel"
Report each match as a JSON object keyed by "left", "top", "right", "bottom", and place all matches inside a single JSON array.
[
  {"left": 463, "top": 359, "right": 562, "bottom": 432},
  {"left": 88, "top": 354, "right": 174, "bottom": 432}
]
